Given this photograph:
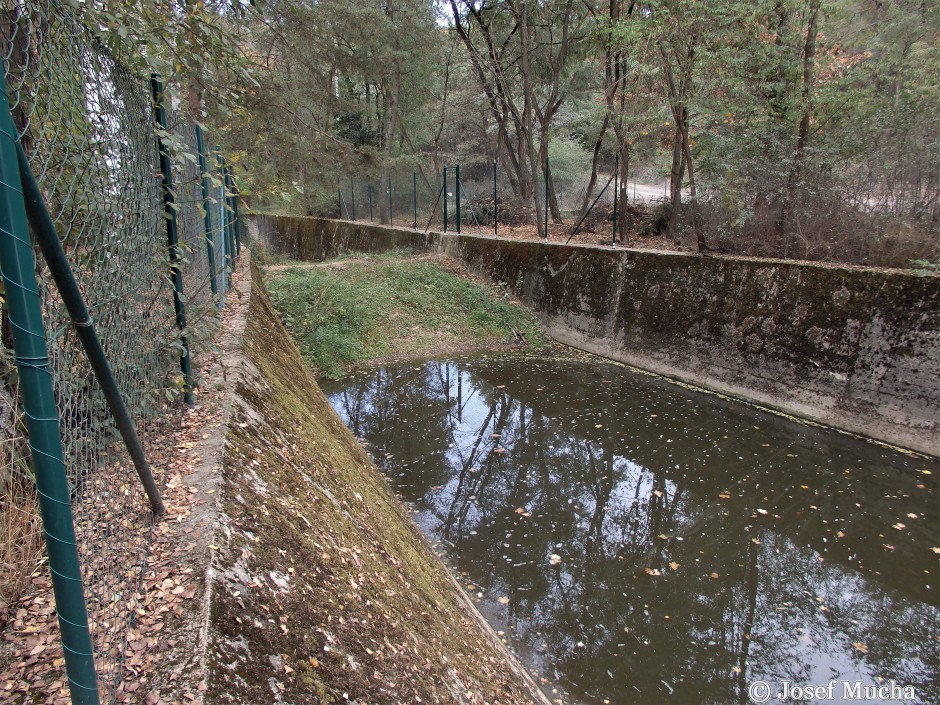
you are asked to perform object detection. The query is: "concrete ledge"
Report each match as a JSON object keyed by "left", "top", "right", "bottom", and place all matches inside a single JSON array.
[{"left": 251, "top": 214, "right": 940, "bottom": 456}]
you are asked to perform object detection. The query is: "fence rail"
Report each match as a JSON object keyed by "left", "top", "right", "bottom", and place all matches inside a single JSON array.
[{"left": 0, "top": 2, "right": 242, "bottom": 702}]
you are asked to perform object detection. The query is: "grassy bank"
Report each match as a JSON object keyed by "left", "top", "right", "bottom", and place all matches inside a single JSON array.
[{"left": 263, "top": 251, "right": 546, "bottom": 376}]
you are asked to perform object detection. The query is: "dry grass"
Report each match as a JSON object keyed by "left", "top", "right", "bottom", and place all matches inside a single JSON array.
[
  {"left": 0, "top": 487, "right": 43, "bottom": 627},
  {"left": 0, "top": 378, "right": 44, "bottom": 628}
]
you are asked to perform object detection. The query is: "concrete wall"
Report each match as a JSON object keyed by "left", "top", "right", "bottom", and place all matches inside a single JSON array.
[{"left": 251, "top": 215, "right": 940, "bottom": 456}]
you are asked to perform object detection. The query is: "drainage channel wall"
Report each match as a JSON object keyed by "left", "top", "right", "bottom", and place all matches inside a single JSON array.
[{"left": 252, "top": 214, "right": 940, "bottom": 456}]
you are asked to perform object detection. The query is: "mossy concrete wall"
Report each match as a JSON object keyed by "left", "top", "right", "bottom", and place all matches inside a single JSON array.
[
  {"left": 206, "top": 260, "right": 551, "bottom": 704},
  {"left": 251, "top": 215, "right": 940, "bottom": 456}
]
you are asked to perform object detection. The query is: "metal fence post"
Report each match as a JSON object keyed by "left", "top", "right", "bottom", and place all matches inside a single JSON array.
[
  {"left": 442, "top": 167, "right": 448, "bottom": 232},
  {"left": 387, "top": 175, "right": 393, "bottom": 226},
  {"left": 229, "top": 170, "right": 242, "bottom": 258},
  {"left": 224, "top": 165, "right": 240, "bottom": 257},
  {"left": 455, "top": 164, "right": 461, "bottom": 235},
  {"left": 223, "top": 162, "right": 236, "bottom": 273},
  {"left": 368, "top": 184, "right": 373, "bottom": 222},
  {"left": 544, "top": 156, "right": 550, "bottom": 240},
  {"left": 152, "top": 76, "right": 194, "bottom": 406},
  {"left": 194, "top": 125, "right": 218, "bottom": 299},
  {"left": 413, "top": 170, "right": 417, "bottom": 228},
  {"left": 612, "top": 152, "right": 619, "bottom": 247},
  {"left": 0, "top": 70, "right": 101, "bottom": 705},
  {"left": 350, "top": 181, "right": 356, "bottom": 222},
  {"left": 493, "top": 160, "right": 498, "bottom": 238},
  {"left": 215, "top": 147, "right": 233, "bottom": 290}
]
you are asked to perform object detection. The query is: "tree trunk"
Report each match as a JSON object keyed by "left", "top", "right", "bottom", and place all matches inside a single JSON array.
[
  {"left": 780, "top": 0, "right": 821, "bottom": 237},
  {"left": 579, "top": 114, "right": 610, "bottom": 214},
  {"left": 519, "top": 2, "right": 544, "bottom": 237}
]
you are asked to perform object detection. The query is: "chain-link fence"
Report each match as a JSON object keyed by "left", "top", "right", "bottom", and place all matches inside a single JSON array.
[{"left": 0, "top": 2, "right": 239, "bottom": 702}]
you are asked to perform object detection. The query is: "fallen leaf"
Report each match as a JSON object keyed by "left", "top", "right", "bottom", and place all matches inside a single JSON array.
[
  {"left": 497, "top": 596, "right": 510, "bottom": 605},
  {"left": 669, "top": 562, "right": 680, "bottom": 571},
  {"left": 710, "top": 572, "right": 720, "bottom": 579},
  {"left": 644, "top": 568, "right": 661, "bottom": 576},
  {"left": 549, "top": 554, "right": 562, "bottom": 566},
  {"left": 853, "top": 642, "right": 869, "bottom": 654}
]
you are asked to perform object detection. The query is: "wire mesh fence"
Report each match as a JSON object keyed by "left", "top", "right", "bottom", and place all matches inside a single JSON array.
[
  {"left": 335, "top": 159, "right": 641, "bottom": 244},
  {"left": 0, "top": 2, "right": 240, "bottom": 702}
]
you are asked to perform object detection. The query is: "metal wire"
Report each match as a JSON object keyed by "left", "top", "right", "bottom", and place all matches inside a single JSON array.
[{"left": 0, "top": 2, "right": 228, "bottom": 701}]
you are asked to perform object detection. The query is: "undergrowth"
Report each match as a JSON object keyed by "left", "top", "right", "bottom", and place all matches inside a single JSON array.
[{"left": 264, "top": 255, "right": 546, "bottom": 376}]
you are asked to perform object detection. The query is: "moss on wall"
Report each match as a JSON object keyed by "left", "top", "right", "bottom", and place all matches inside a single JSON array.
[
  {"left": 251, "top": 215, "right": 940, "bottom": 455},
  {"left": 206, "top": 263, "right": 549, "bottom": 704}
]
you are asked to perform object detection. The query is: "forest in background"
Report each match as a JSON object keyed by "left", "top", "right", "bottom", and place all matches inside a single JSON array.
[{"left": 87, "top": 0, "right": 939, "bottom": 266}]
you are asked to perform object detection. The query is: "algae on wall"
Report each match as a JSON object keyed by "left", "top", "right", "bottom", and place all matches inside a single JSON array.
[{"left": 206, "top": 264, "right": 547, "bottom": 704}]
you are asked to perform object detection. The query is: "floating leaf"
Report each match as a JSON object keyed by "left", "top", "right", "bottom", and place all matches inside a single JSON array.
[
  {"left": 644, "top": 568, "right": 661, "bottom": 576},
  {"left": 549, "top": 554, "right": 562, "bottom": 566},
  {"left": 853, "top": 642, "right": 869, "bottom": 654},
  {"left": 497, "top": 596, "right": 510, "bottom": 605},
  {"left": 892, "top": 523, "right": 906, "bottom": 531},
  {"left": 669, "top": 561, "right": 680, "bottom": 571},
  {"left": 710, "top": 572, "right": 720, "bottom": 579}
]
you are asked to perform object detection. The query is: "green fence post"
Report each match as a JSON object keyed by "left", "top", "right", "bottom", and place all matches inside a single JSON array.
[
  {"left": 493, "top": 160, "right": 498, "bottom": 238},
  {"left": 544, "top": 156, "right": 550, "bottom": 240},
  {"left": 368, "top": 184, "right": 373, "bottom": 222},
  {"left": 0, "top": 69, "right": 101, "bottom": 705},
  {"left": 387, "top": 175, "right": 393, "bottom": 227},
  {"left": 224, "top": 165, "right": 241, "bottom": 257},
  {"left": 442, "top": 167, "right": 448, "bottom": 232},
  {"left": 194, "top": 125, "right": 218, "bottom": 299},
  {"left": 223, "top": 162, "right": 236, "bottom": 274},
  {"left": 455, "top": 164, "right": 461, "bottom": 235},
  {"left": 413, "top": 170, "right": 417, "bottom": 228},
  {"left": 350, "top": 181, "right": 356, "bottom": 222},
  {"left": 230, "top": 171, "right": 242, "bottom": 258},
  {"left": 215, "top": 147, "right": 233, "bottom": 290},
  {"left": 612, "top": 152, "right": 619, "bottom": 247},
  {"left": 151, "top": 76, "right": 194, "bottom": 406}
]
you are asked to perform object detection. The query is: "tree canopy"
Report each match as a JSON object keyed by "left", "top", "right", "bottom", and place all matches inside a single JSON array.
[{"left": 100, "top": 0, "right": 940, "bottom": 266}]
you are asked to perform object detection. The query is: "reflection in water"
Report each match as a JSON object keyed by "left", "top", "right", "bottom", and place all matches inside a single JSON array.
[{"left": 321, "top": 352, "right": 940, "bottom": 705}]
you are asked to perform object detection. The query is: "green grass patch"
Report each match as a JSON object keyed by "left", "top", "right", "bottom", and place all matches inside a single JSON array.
[{"left": 264, "top": 256, "right": 546, "bottom": 377}]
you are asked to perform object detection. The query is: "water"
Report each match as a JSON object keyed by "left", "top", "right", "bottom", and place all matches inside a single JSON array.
[{"left": 321, "top": 351, "right": 940, "bottom": 705}]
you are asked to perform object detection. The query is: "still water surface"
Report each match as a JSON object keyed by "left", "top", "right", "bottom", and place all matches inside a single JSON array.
[{"left": 321, "top": 352, "right": 939, "bottom": 705}]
